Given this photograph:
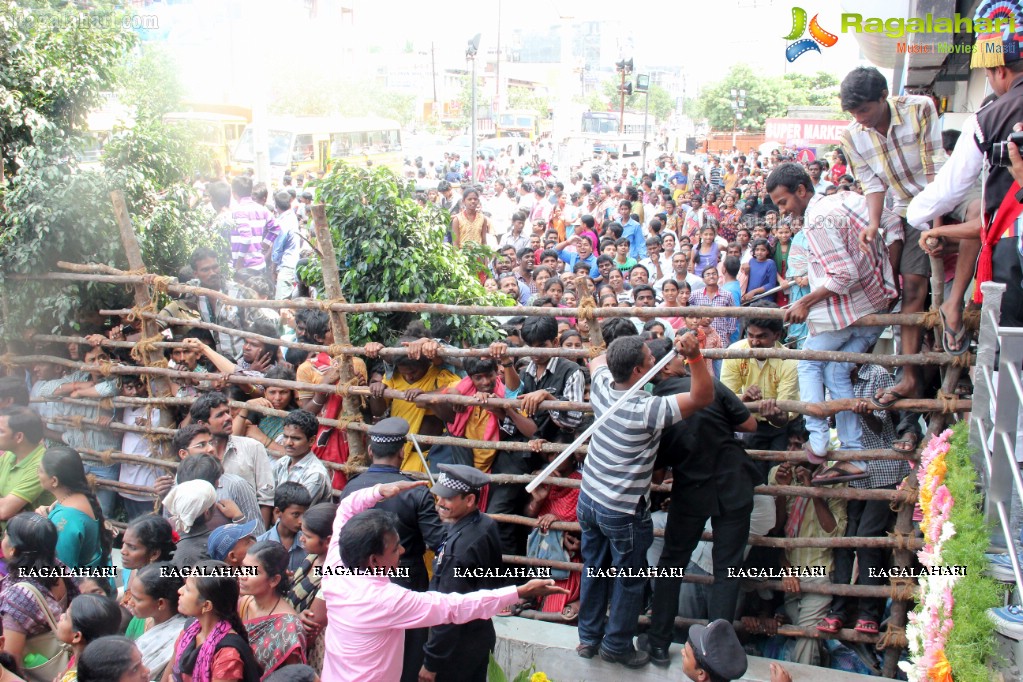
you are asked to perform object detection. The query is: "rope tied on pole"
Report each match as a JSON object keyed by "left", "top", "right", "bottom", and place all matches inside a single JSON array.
[
  {"left": 887, "top": 529, "right": 916, "bottom": 551},
  {"left": 920, "top": 310, "right": 941, "bottom": 330},
  {"left": 962, "top": 308, "right": 981, "bottom": 331},
  {"left": 130, "top": 334, "right": 164, "bottom": 364},
  {"left": 100, "top": 449, "right": 115, "bottom": 466},
  {"left": 97, "top": 359, "right": 116, "bottom": 377},
  {"left": 99, "top": 398, "right": 115, "bottom": 411},
  {"left": 936, "top": 389, "right": 958, "bottom": 414},
  {"left": 0, "top": 353, "right": 13, "bottom": 369},
  {"left": 576, "top": 295, "right": 596, "bottom": 321},
  {"left": 876, "top": 624, "right": 909, "bottom": 651},
  {"left": 890, "top": 482, "right": 919, "bottom": 513},
  {"left": 150, "top": 276, "right": 173, "bottom": 295},
  {"left": 317, "top": 296, "right": 346, "bottom": 312},
  {"left": 328, "top": 343, "right": 354, "bottom": 358},
  {"left": 889, "top": 577, "right": 917, "bottom": 603},
  {"left": 587, "top": 344, "right": 606, "bottom": 359},
  {"left": 951, "top": 352, "right": 974, "bottom": 369}
]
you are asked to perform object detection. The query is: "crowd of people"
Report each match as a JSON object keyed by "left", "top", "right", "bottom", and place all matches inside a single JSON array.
[{"left": 4, "top": 56, "right": 1023, "bottom": 682}]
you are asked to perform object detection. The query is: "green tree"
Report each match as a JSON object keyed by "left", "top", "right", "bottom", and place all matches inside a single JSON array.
[
  {"left": 303, "top": 162, "right": 505, "bottom": 347},
  {"left": 454, "top": 73, "right": 491, "bottom": 131},
  {"left": 592, "top": 78, "right": 675, "bottom": 121},
  {"left": 506, "top": 85, "right": 551, "bottom": 118},
  {"left": 0, "top": 0, "right": 134, "bottom": 178},
  {"left": 782, "top": 71, "right": 843, "bottom": 110},
  {"left": 690, "top": 64, "right": 791, "bottom": 131},
  {"left": 115, "top": 44, "right": 185, "bottom": 119},
  {"left": 0, "top": 2, "right": 221, "bottom": 332}
]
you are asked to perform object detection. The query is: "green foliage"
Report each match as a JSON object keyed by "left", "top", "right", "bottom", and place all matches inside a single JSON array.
[
  {"left": 266, "top": 64, "right": 417, "bottom": 127},
  {"left": 691, "top": 65, "right": 843, "bottom": 131},
  {"left": 507, "top": 86, "right": 551, "bottom": 119},
  {"left": 455, "top": 73, "right": 491, "bottom": 131},
  {"left": 308, "top": 162, "right": 505, "bottom": 347},
  {"left": 941, "top": 423, "right": 1004, "bottom": 682},
  {"left": 0, "top": 8, "right": 221, "bottom": 333},
  {"left": 592, "top": 78, "right": 675, "bottom": 121},
  {"left": 0, "top": 0, "right": 135, "bottom": 177},
  {"left": 114, "top": 44, "right": 184, "bottom": 119}
]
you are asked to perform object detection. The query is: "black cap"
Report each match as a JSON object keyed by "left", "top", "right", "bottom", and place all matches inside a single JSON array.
[
  {"left": 687, "top": 619, "right": 748, "bottom": 680},
  {"left": 431, "top": 464, "right": 489, "bottom": 498},
  {"left": 368, "top": 417, "right": 409, "bottom": 445}
]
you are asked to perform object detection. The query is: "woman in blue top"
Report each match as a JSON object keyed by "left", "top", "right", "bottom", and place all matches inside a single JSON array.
[
  {"left": 691, "top": 225, "right": 720, "bottom": 277},
  {"left": 36, "top": 446, "right": 112, "bottom": 570},
  {"left": 742, "top": 239, "right": 779, "bottom": 304}
]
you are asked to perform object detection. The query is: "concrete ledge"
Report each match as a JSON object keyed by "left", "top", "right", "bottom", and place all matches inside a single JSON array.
[{"left": 493, "top": 618, "right": 873, "bottom": 681}]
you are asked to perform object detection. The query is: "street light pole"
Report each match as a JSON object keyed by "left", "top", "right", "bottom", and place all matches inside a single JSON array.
[
  {"left": 637, "top": 73, "right": 650, "bottom": 172},
  {"left": 615, "top": 58, "right": 633, "bottom": 136},
  {"left": 730, "top": 88, "right": 747, "bottom": 152},
  {"left": 467, "top": 34, "right": 481, "bottom": 183}
]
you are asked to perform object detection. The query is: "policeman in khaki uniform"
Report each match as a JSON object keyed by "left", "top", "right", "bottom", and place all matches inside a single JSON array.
[{"left": 420, "top": 464, "right": 504, "bottom": 682}]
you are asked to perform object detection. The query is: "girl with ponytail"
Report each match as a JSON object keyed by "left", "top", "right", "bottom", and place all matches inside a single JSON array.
[
  {"left": 36, "top": 447, "right": 112, "bottom": 570},
  {"left": 169, "top": 561, "right": 262, "bottom": 682}
]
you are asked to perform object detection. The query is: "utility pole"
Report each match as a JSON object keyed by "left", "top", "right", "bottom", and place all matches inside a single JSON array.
[
  {"left": 615, "top": 58, "right": 633, "bottom": 135},
  {"left": 467, "top": 34, "right": 481, "bottom": 177},
  {"left": 431, "top": 42, "right": 437, "bottom": 104},
  {"left": 637, "top": 73, "right": 650, "bottom": 171}
]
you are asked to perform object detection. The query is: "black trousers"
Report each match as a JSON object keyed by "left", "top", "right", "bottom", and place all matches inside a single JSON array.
[
  {"left": 747, "top": 421, "right": 789, "bottom": 480},
  {"left": 647, "top": 497, "right": 753, "bottom": 649},
  {"left": 487, "top": 450, "right": 535, "bottom": 556},
  {"left": 828, "top": 486, "right": 898, "bottom": 624}
]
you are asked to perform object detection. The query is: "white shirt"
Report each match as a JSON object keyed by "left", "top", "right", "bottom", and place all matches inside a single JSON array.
[{"left": 906, "top": 114, "right": 983, "bottom": 228}]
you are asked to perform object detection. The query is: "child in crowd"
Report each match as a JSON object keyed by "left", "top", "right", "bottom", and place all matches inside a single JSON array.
[{"left": 256, "top": 482, "right": 311, "bottom": 573}]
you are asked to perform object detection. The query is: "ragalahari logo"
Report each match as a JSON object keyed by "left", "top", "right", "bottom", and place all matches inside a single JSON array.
[{"left": 784, "top": 7, "right": 838, "bottom": 62}]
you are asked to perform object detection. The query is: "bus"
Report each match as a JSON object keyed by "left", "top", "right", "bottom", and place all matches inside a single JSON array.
[
  {"left": 580, "top": 111, "right": 646, "bottom": 158},
  {"left": 77, "top": 104, "right": 134, "bottom": 170},
  {"left": 494, "top": 109, "right": 551, "bottom": 140},
  {"left": 162, "top": 111, "right": 249, "bottom": 175},
  {"left": 230, "top": 116, "right": 403, "bottom": 181}
]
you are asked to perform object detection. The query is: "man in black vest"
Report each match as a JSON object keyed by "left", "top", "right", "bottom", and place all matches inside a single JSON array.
[
  {"left": 340, "top": 417, "right": 445, "bottom": 682},
  {"left": 641, "top": 339, "right": 760, "bottom": 668},
  {"left": 907, "top": 4, "right": 1023, "bottom": 328},
  {"left": 420, "top": 464, "right": 504, "bottom": 682}
]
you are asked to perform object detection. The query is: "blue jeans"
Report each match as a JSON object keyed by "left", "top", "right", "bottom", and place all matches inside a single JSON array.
[
  {"left": 799, "top": 324, "right": 884, "bottom": 470},
  {"left": 83, "top": 463, "right": 120, "bottom": 519},
  {"left": 577, "top": 491, "right": 652, "bottom": 655}
]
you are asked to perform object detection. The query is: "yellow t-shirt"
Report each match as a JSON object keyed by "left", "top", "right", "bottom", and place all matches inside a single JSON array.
[
  {"left": 383, "top": 366, "right": 460, "bottom": 471},
  {"left": 463, "top": 407, "right": 497, "bottom": 473}
]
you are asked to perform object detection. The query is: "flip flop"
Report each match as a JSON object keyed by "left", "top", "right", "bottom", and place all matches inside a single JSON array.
[
  {"left": 939, "top": 307, "right": 970, "bottom": 357},
  {"left": 854, "top": 619, "right": 879, "bottom": 634},
  {"left": 870, "top": 390, "right": 906, "bottom": 410},
  {"left": 816, "top": 616, "right": 843, "bottom": 634},
  {"left": 891, "top": 432, "right": 920, "bottom": 453},
  {"left": 812, "top": 466, "right": 869, "bottom": 486}
]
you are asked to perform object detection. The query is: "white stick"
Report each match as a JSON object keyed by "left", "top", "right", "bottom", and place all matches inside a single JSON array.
[
  {"left": 743, "top": 281, "right": 793, "bottom": 305},
  {"left": 407, "top": 433, "right": 436, "bottom": 487},
  {"left": 525, "top": 349, "right": 679, "bottom": 493}
]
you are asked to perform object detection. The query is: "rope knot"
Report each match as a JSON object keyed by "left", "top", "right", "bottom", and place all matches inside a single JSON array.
[
  {"left": 889, "top": 577, "right": 918, "bottom": 602},
  {"left": 876, "top": 624, "right": 908, "bottom": 651},
  {"left": 99, "top": 398, "right": 115, "bottom": 411},
  {"left": 576, "top": 296, "right": 597, "bottom": 321},
  {"left": 962, "top": 308, "right": 981, "bottom": 332},
  {"left": 935, "top": 389, "right": 957, "bottom": 414},
  {"left": 0, "top": 353, "right": 13, "bottom": 369},
  {"left": 921, "top": 310, "right": 942, "bottom": 329},
  {"left": 97, "top": 359, "right": 116, "bottom": 377},
  {"left": 951, "top": 351, "right": 974, "bottom": 369},
  {"left": 130, "top": 334, "right": 163, "bottom": 363},
  {"left": 100, "top": 449, "right": 115, "bottom": 466},
  {"left": 886, "top": 529, "right": 915, "bottom": 551},
  {"left": 328, "top": 343, "right": 353, "bottom": 357},
  {"left": 588, "top": 343, "right": 607, "bottom": 359}
]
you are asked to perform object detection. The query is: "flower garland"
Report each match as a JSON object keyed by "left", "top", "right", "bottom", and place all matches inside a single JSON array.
[{"left": 900, "top": 428, "right": 956, "bottom": 682}]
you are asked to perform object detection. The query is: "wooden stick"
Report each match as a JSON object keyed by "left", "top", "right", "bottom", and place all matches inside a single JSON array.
[
  {"left": 110, "top": 189, "right": 177, "bottom": 460},
  {"left": 310, "top": 203, "right": 367, "bottom": 466},
  {"left": 31, "top": 267, "right": 928, "bottom": 327},
  {"left": 12, "top": 353, "right": 971, "bottom": 418}
]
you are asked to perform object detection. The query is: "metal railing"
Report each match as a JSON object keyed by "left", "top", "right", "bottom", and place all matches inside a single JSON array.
[{"left": 971, "top": 281, "right": 1023, "bottom": 599}]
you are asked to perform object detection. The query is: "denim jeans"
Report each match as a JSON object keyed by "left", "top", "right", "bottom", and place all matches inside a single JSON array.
[
  {"left": 577, "top": 491, "right": 653, "bottom": 655},
  {"left": 799, "top": 324, "right": 883, "bottom": 471},
  {"left": 83, "top": 463, "right": 120, "bottom": 518}
]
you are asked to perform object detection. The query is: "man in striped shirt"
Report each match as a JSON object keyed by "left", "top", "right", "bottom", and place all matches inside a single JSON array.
[
  {"left": 230, "top": 175, "right": 273, "bottom": 272},
  {"left": 768, "top": 163, "right": 897, "bottom": 484},
  {"left": 576, "top": 332, "right": 712, "bottom": 668}
]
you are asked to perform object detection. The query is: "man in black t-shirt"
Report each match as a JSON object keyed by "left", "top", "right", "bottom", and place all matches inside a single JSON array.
[{"left": 642, "top": 338, "right": 761, "bottom": 668}]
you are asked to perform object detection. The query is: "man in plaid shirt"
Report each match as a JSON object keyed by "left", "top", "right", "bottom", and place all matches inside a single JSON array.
[
  {"left": 767, "top": 163, "right": 897, "bottom": 485},
  {"left": 816, "top": 363, "right": 911, "bottom": 635}
]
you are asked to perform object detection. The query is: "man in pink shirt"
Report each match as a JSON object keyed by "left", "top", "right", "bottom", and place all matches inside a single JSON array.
[{"left": 321, "top": 480, "right": 566, "bottom": 682}]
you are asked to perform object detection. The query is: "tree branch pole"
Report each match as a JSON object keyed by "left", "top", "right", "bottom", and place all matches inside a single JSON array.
[
  {"left": 310, "top": 203, "right": 367, "bottom": 466},
  {"left": 10, "top": 353, "right": 970, "bottom": 420},
  {"left": 88, "top": 312, "right": 965, "bottom": 368},
  {"left": 34, "top": 394, "right": 919, "bottom": 464},
  {"left": 34, "top": 266, "right": 929, "bottom": 327},
  {"left": 109, "top": 190, "right": 176, "bottom": 458}
]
